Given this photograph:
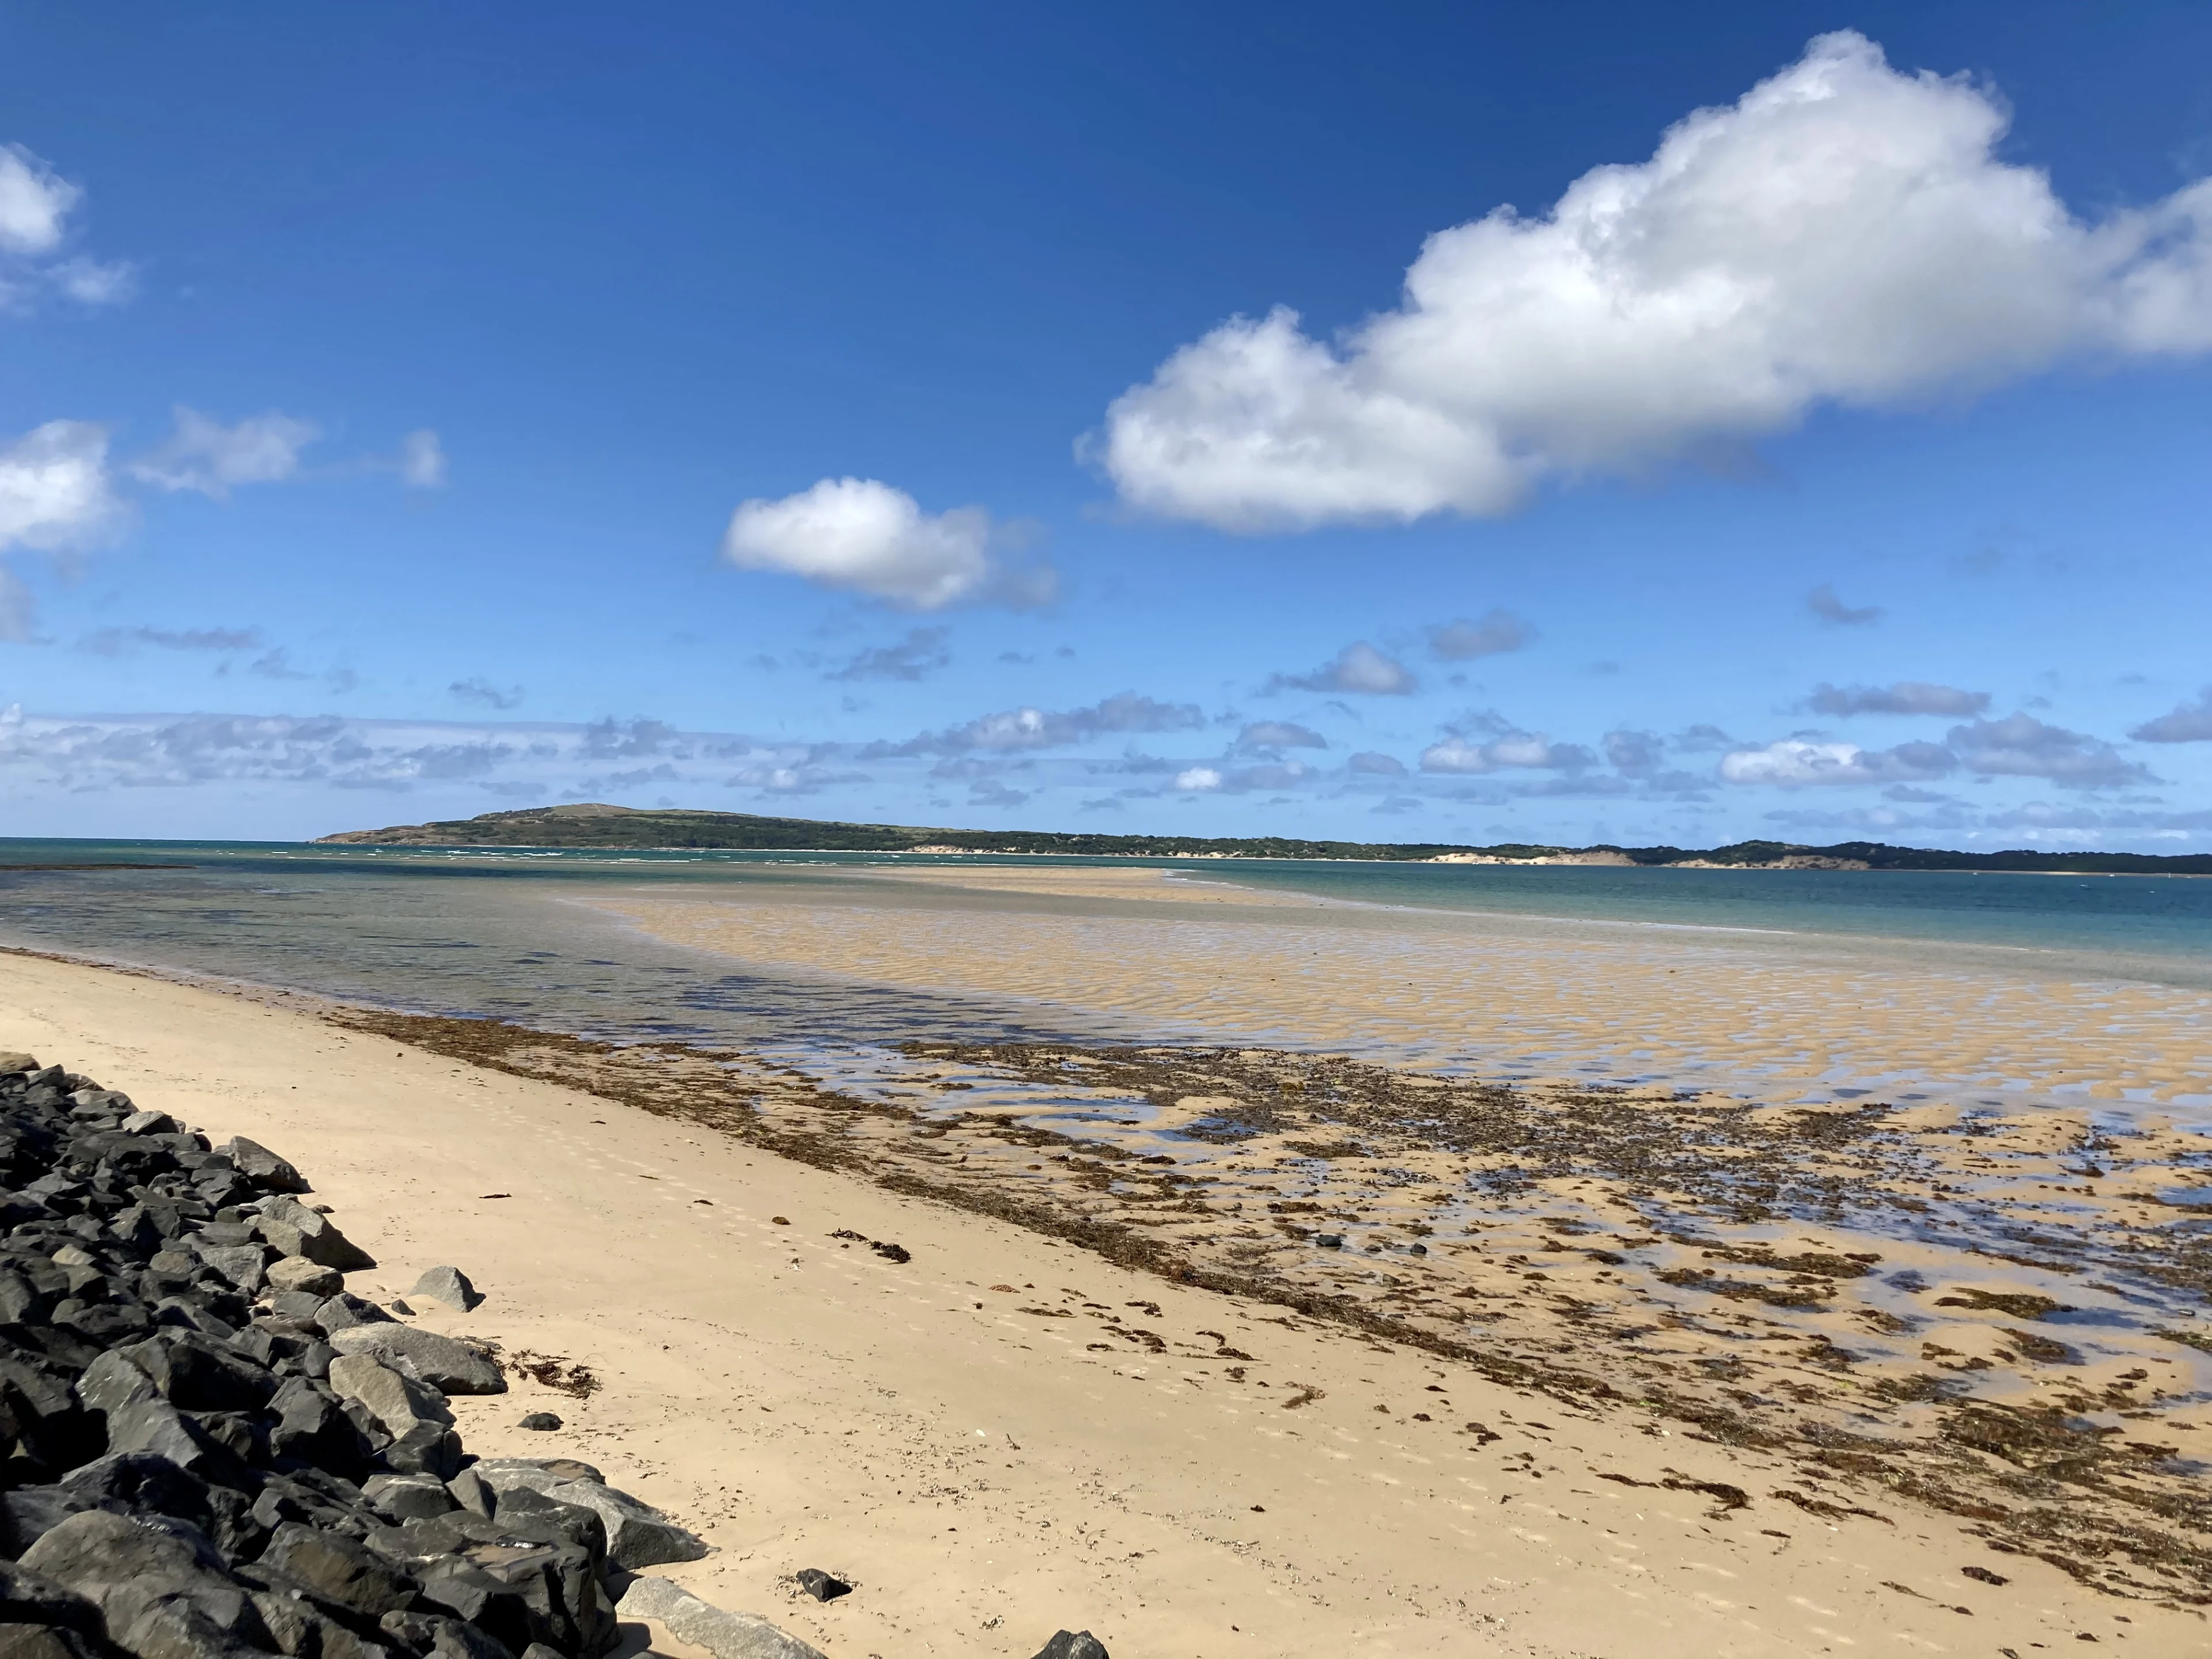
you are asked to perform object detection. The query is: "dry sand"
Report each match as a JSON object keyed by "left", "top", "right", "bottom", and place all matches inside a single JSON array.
[{"left": 3, "top": 948, "right": 2206, "bottom": 1656}]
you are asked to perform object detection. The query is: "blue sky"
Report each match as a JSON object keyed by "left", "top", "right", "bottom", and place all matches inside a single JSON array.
[{"left": 3, "top": 2, "right": 2211, "bottom": 847}]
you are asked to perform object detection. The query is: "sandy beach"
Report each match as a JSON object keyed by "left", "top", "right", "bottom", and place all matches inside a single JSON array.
[{"left": 5, "top": 871, "right": 2209, "bottom": 1654}]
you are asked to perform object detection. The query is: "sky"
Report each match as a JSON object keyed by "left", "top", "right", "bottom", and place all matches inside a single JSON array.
[{"left": 3, "top": 2, "right": 2211, "bottom": 849}]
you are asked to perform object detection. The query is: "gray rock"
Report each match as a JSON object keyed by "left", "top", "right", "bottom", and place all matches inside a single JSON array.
[
  {"left": 444, "top": 1469, "right": 495, "bottom": 1521},
  {"left": 269, "top": 1290, "right": 328, "bottom": 1324},
  {"left": 258, "top": 1521, "right": 417, "bottom": 1617},
  {"left": 101, "top": 1398, "right": 221, "bottom": 1472},
  {"left": 1030, "top": 1635, "right": 1110, "bottom": 1659},
  {"left": 616, "top": 1577, "right": 825, "bottom": 1659},
  {"left": 362, "top": 1472, "right": 459, "bottom": 1524},
  {"left": 467, "top": 1462, "right": 702, "bottom": 1569},
  {"left": 792, "top": 1570, "right": 847, "bottom": 1603},
  {"left": 265, "top": 1257, "right": 342, "bottom": 1297},
  {"left": 327, "top": 1354, "right": 453, "bottom": 1438},
  {"left": 221, "top": 1137, "right": 309, "bottom": 1193},
  {"left": 313, "top": 1293, "right": 394, "bottom": 1336},
  {"left": 186, "top": 1240, "right": 269, "bottom": 1295},
  {"left": 20, "top": 1510, "right": 256, "bottom": 1647},
  {"left": 254, "top": 1198, "right": 374, "bottom": 1272},
  {"left": 0, "top": 1559, "right": 107, "bottom": 1639},
  {"left": 0, "top": 1052, "right": 36, "bottom": 1075},
  {"left": 516, "top": 1413, "right": 561, "bottom": 1433},
  {"left": 404, "top": 1267, "right": 482, "bottom": 1312},
  {"left": 0, "top": 1624, "right": 105, "bottom": 1659},
  {"left": 468, "top": 1458, "right": 604, "bottom": 1487},
  {"left": 326, "top": 1327, "right": 505, "bottom": 1396},
  {"left": 122, "top": 1110, "right": 180, "bottom": 1137},
  {"left": 77, "top": 1349, "right": 159, "bottom": 1416}
]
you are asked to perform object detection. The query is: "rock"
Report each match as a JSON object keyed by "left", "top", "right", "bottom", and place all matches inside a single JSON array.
[
  {"left": 77, "top": 1350, "right": 159, "bottom": 1417},
  {"left": 0, "top": 1054, "right": 36, "bottom": 1075},
  {"left": 122, "top": 1111, "right": 181, "bottom": 1137},
  {"left": 468, "top": 1468, "right": 703, "bottom": 1570},
  {"left": 362, "top": 1473, "right": 459, "bottom": 1524},
  {"left": 404, "top": 1268, "right": 482, "bottom": 1313},
  {"left": 444, "top": 1470, "right": 495, "bottom": 1522},
  {"left": 327, "top": 1354, "right": 453, "bottom": 1440},
  {"left": 326, "top": 1328, "right": 504, "bottom": 1396},
  {"left": 264, "top": 1258, "right": 342, "bottom": 1298},
  {"left": 1314, "top": 1234, "right": 1344, "bottom": 1249},
  {"left": 379, "top": 1609, "right": 517, "bottom": 1659},
  {"left": 1029, "top": 1634, "right": 1110, "bottom": 1659},
  {"left": 253, "top": 1199, "right": 374, "bottom": 1273},
  {"left": 20, "top": 1510, "right": 257, "bottom": 1648},
  {"left": 617, "top": 1578, "right": 826, "bottom": 1659},
  {"left": 184, "top": 1241, "right": 269, "bottom": 1296},
  {"left": 0, "top": 1560, "right": 108, "bottom": 1639},
  {"left": 313, "top": 1294, "right": 393, "bottom": 1336},
  {"left": 257, "top": 1521, "right": 418, "bottom": 1617},
  {"left": 792, "top": 1570, "right": 848, "bottom": 1603},
  {"left": 516, "top": 1414, "right": 560, "bottom": 1433},
  {"left": 220, "top": 1138, "right": 308, "bottom": 1194},
  {"left": 0, "top": 1624, "right": 107, "bottom": 1659}
]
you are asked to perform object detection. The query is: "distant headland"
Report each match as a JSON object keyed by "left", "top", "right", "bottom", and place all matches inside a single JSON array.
[{"left": 314, "top": 802, "right": 2212, "bottom": 875}]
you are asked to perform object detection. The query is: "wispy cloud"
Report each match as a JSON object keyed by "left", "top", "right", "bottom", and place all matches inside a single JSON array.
[
  {"left": 80, "top": 626, "right": 260, "bottom": 656},
  {"left": 0, "top": 142, "right": 133, "bottom": 311},
  {"left": 1265, "top": 641, "right": 1416, "bottom": 696},
  {"left": 1426, "top": 609, "right": 1532, "bottom": 661},
  {"left": 450, "top": 677, "right": 524, "bottom": 710},
  {"left": 130, "top": 408, "right": 321, "bottom": 499},
  {"left": 827, "top": 626, "right": 952, "bottom": 683},
  {"left": 1806, "top": 584, "right": 1884, "bottom": 626},
  {"left": 1806, "top": 680, "right": 1988, "bottom": 716},
  {"left": 2130, "top": 689, "right": 2212, "bottom": 744}
]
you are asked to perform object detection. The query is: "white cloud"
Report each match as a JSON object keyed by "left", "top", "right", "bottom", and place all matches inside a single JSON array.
[
  {"left": 1721, "top": 737, "right": 1956, "bottom": 786},
  {"left": 1947, "top": 714, "right": 2150, "bottom": 788},
  {"left": 1095, "top": 31, "right": 2212, "bottom": 531},
  {"left": 1347, "top": 750, "right": 1407, "bottom": 776},
  {"left": 1175, "top": 767, "right": 1223, "bottom": 791},
  {"left": 0, "top": 145, "right": 76, "bottom": 256},
  {"left": 722, "top": 476, "right": 1050, "bottom": 611},
  {"left": 399, "top": 429, "right": 448, "bottom": 488},
  {"left": 2130, "top": 690, "right": 2212, "bottom": 744},
  {"left": 828, "top": 626, "right": 952, "bottom": 683},
  {"left": 1268, "top": 640, "right": 1416, "bottom": 695},
  {"left": 1427, "top": 609, "right": 1532, "bottom": 660},
  {"left": 868, "top": 691, "right": 1205, "bottom": 758},
  {"left": 130, "top": 408, "right": 321, "bottom": 498},
  {"left": 0, "top": 144, "right": 133, "bottom": 310},
  {"left": 0, "top": 420, "right": 122, "bottom": 554},
  {"left": 1806, "top": 680, "right": 1988, "bottom": 715},
  {"left": 1238, "top": 720, "right": 1327, "bottom": 750},
  {"left": 1419, "top": 737, "right": 1493, "bottom": 774}
]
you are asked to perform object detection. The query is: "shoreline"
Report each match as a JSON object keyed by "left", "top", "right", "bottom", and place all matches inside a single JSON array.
[{"left": 5, "top": 946, "right": 2211, "bottom": 1649}]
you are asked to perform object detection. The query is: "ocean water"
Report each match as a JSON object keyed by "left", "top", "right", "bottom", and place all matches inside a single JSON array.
[{"left": 2, "top": 839, "right": 2209, "bottom": 1056}]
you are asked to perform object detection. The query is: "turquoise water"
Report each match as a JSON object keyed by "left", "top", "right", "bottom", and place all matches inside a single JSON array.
[
  {"left": 1188, "top": 857, "right": 2212, "bottom": 963},
  {"left": 2, "top": 839, "right": 2209, "bottom": 1052}
]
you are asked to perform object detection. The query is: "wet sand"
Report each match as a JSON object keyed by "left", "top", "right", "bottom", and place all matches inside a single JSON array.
[{"left": 6, "top": 859, "right": 2211, "bottom": 1650}]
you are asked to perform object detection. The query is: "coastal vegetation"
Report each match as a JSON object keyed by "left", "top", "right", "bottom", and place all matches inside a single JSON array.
[{"left": 317, "top": 804, "right": 2212, "bottom": 874}]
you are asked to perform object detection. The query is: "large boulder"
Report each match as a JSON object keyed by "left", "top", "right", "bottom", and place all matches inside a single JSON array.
[
  {"left": 616, "top": 1577, "right": 824, "bottom": 1659},
  {"left": 468, "top": 1464, "right": 704, "bottom": 1570},
  {"left": 325, "top": 1329, "right": 502, "bottom": 1397},
  {"left": 253, "top": 1200, "right": 373, "bottom": 1274}
]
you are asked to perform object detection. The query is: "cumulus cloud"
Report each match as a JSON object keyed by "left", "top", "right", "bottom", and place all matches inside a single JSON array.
[
  {"left": 1806, "top": 680, "right": 1988, "bottom": 716},
  {"left": 1947, "top": 714, "right": 2150, "bottom": 788},
  {"left": 449, "top": 677, "right": 524, "bottom": 710},
  {"left": 869, "top": 691, "right": 1205, "bottom": 759},
  {"left": 1604, "top": 728, "right": 1664, "bottom": 777},
  {"left": 2130, "top": 689, "right": 2212, "bottom": 744},
  {"left": 1806, "top": 584, "right": 1884, "bottom": 626},
  {"left": 1267, "top": 640, "right": 1416, "bottom": 695},
  {"left": 1347, "top": 750, "right": 1407, "bottom": 776},
  {"left": 1720, "top": 738, "right": 1955, "bottom": 786},
  {"left": 0, "top": 421, "right": 123, "bottom": 554},
  {"left": 130, "top": 408, "right": 321, "bottom": 498},
  {"left": 1096, "top": 32, "right": 2212, "bottom": 531},
  {"left": 828, "top": 626, "right": 952, "bottom": 683},
  {"left": 0, "top": 143, "right": 131, "bottom": 309},
  {"left": 1419, "top": 728, "right": 1586, "bottom": 774},
  {"left": 1426, "top": 608, "right": 1532, "bottom": 660},
  {"left": 1175, "top": 767, "right": 1223, "bottom": 791},
  {"left": 721, "top": 476, "right": 1051, "bottom": 611},
  {"left": 1237, "top": 720, "right": 1327, "bottom": 751}
]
